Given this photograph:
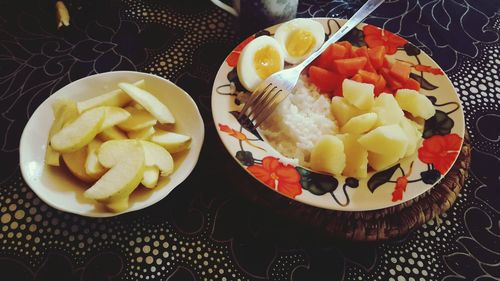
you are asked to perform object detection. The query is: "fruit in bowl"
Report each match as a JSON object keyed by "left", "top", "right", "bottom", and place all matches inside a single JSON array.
[{"left": 20, "top": 71, "right": 204, "bottom": 217}]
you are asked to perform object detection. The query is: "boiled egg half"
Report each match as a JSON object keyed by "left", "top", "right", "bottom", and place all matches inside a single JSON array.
[
  {"left": 237, "top": 35, "right": 285, "bottom": 92},
  {"left": 274, "top": 18, "right": 325, "bottom": 64}
]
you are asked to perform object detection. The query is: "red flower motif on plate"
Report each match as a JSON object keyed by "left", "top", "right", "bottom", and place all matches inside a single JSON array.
[
  {"left": 363, "top": 25, "right": 408, "bottom": 55},
  {"left": 247, "top": 156, "right": 302, "bottom": 198},
  {"left": 413, "top": 64, "right": 444, "bottom": 75},
  {"left": 418, "top": 134, "right": 462, "bottom": 174}
]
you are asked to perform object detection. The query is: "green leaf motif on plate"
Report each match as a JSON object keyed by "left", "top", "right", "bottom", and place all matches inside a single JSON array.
[
  {"left": 367, "top": 164, "right": 400, "bottom": 193},
  {"left": 296, "top": 167, "right": 339, "bottom": 195}
]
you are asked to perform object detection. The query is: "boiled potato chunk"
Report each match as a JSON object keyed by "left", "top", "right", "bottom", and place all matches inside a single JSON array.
[
  {"left": 100, "top": 106, "right": 131, "bottom": 130},
  {"left": 98, "top": 126, "right": 128, "bottom": 141},
  {"left": 338, "top": 134, "right": 368, "bottom": 178},
  {"left": 395, "top": 89, "right": 435, "bottom": 120},
  {"left": 50, "top": 107, "right": 105, "bottom": 153},
  {"left": 45, "top": 98, "right": 79, "bottom": 166},
  {"left": 368, "top": 151, "right": 401, "bottom": 171},
  {"left": 342, "top": 79, "right": 374, "bottom": 110},
  {"left": 357, "top": 124, "right": 409, "bottom": 159},
  {"left": 84, "top": 140, "right": 145, "bottom": 212},
  {"left": 372, "top": 93, "right": 404, "bottom": 126},
  {"left": 118, "top": 82, "right": 175, "bottom": 124},
  {"left": 141, "top": 166, "right": 160, "bottom": 189},
  {"left": 85, "top": 139, "right": 107, "bottom": 178},
  {"left": 399, "top": 118, "right": 422, "bottom": 157},
  {"left": 150, "top": 130, "right": 192, "bottom": 153},
  {"left": 310, "top": 135, "right": 346, "bottom": 175},
  {"left": 127, "top": 126, "right": 155, "bottom": 140},
  {"left": 341, "top": 112, "right": 378, "bottom": 135},
  {"left": 62, "top": 146, "right": 98, "bottom": 183},
  {"left": 330, "top": 96, "right": 364, "bottom": 126},
  {"left": 117, "top": 107, "right": 157, "bottom": 131},
  {"left": 76, "top": 80, "right": 145, "bottom": 113}
]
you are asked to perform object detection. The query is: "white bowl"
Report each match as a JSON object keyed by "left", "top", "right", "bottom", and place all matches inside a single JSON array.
[{"left": 20, "top": 71, "right": 204, "bottom": 217}]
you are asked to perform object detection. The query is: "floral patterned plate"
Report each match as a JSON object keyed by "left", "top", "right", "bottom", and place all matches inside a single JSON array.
[{"left": 211, "top": 18, "right": 465, "bottom": 211}]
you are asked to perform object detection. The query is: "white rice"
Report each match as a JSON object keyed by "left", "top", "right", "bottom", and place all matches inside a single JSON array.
[{"left": 260, "top": 76, "right": 338, "bottom": 164}]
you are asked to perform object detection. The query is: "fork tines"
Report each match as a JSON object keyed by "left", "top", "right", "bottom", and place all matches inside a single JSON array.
[{"left": 238, "top": 82, "right": 284, "bottom": 128}]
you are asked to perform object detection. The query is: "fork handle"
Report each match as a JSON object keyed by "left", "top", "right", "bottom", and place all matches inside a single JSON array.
[{"left": 298, "top": 0, "right": 385, "bottom": 69}]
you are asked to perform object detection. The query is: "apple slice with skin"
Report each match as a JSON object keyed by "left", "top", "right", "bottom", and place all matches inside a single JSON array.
[
  {"left": 117, "top": 107, "right": 157, "bottom": 131},
  {"left": 76, "top": 80, "right": 145, "bottom": 113},
  {"left": 62, "top": 146, "right": 99, "bottom": 183},
  {"left": 51, "top": 107, "right": 105, "bottom": 153},
  {"left": 84, "top": 140, "right": 145, "bottom": 212},
  {"left": 98, "top": 126, "right": 128, "bottom": 141},
  {"left": 141, "top": 166, "right": 160, "bottom": 189},
  {"left": 45, "top": 98, "right": 79, "bottom": 166},
  {"left": 85, "top": 139, "right": 107, "bottom": 178},
  {"left": 140, "top": 141, "right": 174, "bottom": 188},
  {"left": 100, "top": 106, "right": 131, "bottom": 130},
  {"left": 150, "top": 130, "right": 191, "bottom": 153},
  {"left": 118, "top": 82, "right": 175, "bottom": 124}
]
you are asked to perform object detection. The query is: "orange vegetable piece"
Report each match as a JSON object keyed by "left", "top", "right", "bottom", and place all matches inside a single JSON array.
[
  {"left": 334, "top": 57, "right": 368, "bottom": 77},
  {"left": 374, "top": 75, "right": 386, "bottom": 96},
  {"left": 313, "top": 43, "right": 347, "bottom": 71},
  {"left": 337, "top": 41, "right": 353, "bottom": 58},
  {"left": 351, "top": 73, "right": 363, "bottom": 83},
  {"left": 367, "top": 46, "right": 386, "bottom": 69},
  {"left": 404, "top": 77, "right": 421, "bottom": 91},
  {"left": 390, "top": 61, "right": 412, "bottom": 82},
  {"left": 308, "top": 66, "right": 345, "bottom": 93},
  {"left": 358, "top": 69, "right": 379, "bottom": 84}
]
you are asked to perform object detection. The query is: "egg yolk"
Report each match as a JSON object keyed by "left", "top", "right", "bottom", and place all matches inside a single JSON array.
[
  {"left": 253, "top": 45, "right": 281, "bottom": 79},
  {"left": 286, "top": 29, "right": 316, "bottom": 57}
]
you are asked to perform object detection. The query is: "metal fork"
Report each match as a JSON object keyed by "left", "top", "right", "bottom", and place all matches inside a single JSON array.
[{"left": 238, "top": 0, "right": 385, "bottom": 128}]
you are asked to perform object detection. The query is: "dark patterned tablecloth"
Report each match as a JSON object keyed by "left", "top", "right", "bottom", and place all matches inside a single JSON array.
[{"left": 0, "top": 0, "right": 499, "bottom": 280}]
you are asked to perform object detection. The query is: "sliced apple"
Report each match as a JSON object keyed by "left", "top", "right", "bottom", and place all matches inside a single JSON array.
[
  {"left": 62, "top": 146, "right": 98, "bottom": 183},
  {"left": 45, "top": 98, "right": 79, "bottom": 166},
  {"left": 98, "top": 126, "right": 128, "bottom": 141},
  {"left": 141, "top": 166, "right": 160, "bottom": 189},
  {"left": 118, "top": 82, "right": 175, "bottom": 124},
  {"left": 140, "top": 140, "right": 174, "bottom": 176},
  {"left": 76, "top": 80, "right": 145, "bottom": 113},
  {"left": 100, "top": 106, "right": 131, "bottom": 130},
  {"left": 150, "top": 130, "right": 191, "bottom": 153},
  {"left": 127, "top": 126, "right": 155, "bottom": 140},
  {"left": 50, "top": 107, "right": 105, "bottom": 153},
  {"left": 84, "top": 140, "right": 145, "bottom": 212},
  {"left": 117, "top": 107, "right": 157, "bottom": 131},
  {"left": 310, "top": 135, "right": 346, "bottom": 175},
  {"left": 85, "top": 139, "right": 107, "bottom": 178}
]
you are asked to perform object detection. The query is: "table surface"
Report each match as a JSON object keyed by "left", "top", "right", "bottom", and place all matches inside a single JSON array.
[{"left": 0, "top": 0, "right": 499, "bottom": 280}]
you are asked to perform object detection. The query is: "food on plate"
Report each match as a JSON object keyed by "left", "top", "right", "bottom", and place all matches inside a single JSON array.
[
  {"left": 395, "top": 89, "right": 435, "bottom": 119},
  {"left": 342, "top": 79, "right": 375, "bottom": 110},
  {"left": 340, "top": 112, "right": 378, "bottom": 135},
  {"left": 310, "top": 135, "right": 346, "bottom": 175},
  {"left": 237, "top": 35, "right": 285, "bottom": 92},
  {"left": 83, "top": 140, "right": 146, "bottom": 212},
  {"left": 150, "top": 130, "right": 192, "bottom": 154},
  {"left": 234, "top": 19, "right": 438, "bottom": 179},
  {"left": 274, "top": 18, "right": 325, "bottom": 64},
  {"left": 46, "top": 81, "right": 191, "bottom": 212}
]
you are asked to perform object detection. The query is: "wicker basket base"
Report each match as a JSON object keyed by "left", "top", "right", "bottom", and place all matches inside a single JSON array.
[{"left": 234, "top": 135, "right": 471, "bottom": 241}]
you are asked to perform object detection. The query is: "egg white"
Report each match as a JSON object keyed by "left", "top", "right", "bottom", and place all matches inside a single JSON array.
[
  {"left": 237, "top": 35, "right": 285, "bottom": 92},
  {"left": 274, "top": 18, "right": 325, "bottom": 64}
]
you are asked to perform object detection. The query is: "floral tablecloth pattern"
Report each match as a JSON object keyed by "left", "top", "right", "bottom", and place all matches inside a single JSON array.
[{"left": 0, "top": 0, "right": 498, "bottom": 280}]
